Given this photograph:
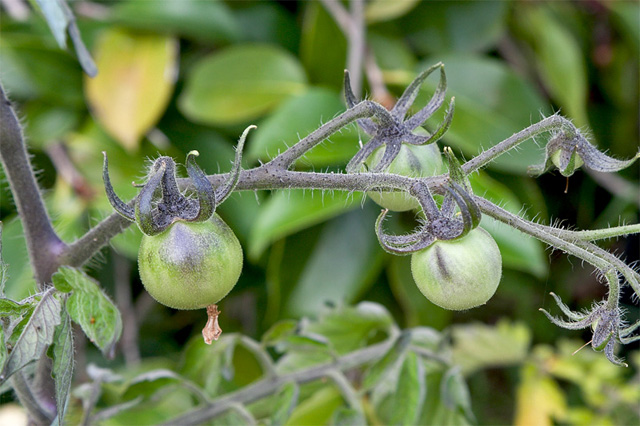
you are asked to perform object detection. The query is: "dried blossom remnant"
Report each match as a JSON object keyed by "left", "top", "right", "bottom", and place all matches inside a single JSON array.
[
  {"left": 202, "top": 304, "right": 222, "bottom": 344},
  {"left": 528, "top": 130, "right": 640, "bottom": 178},
  {"left": 539, "top": 292, "right": 640, "bottom": 366}
]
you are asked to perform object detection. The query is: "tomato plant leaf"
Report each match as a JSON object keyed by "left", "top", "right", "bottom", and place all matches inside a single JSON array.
[
  {"left": 332, "top": 406, "right": 366, "bottom": 425},
  {"left": 52, "top": 267, "right": 122, "bottom": 358},
  {"left": 441, "top": 367, "right": 475, "bottom": 423},
  {"left": 0, "top": 287, "right": 62, "bottom": 383},
  {"left": 365, "top": 0, "right": 420, "bottom": 24},
  {"left": 179, "top": 44, "right": 307, "bottom": 126},
  {"left": 85, "top": 29, "right": 178, "bottom": 150},
  {"left": 362, "top": 331, "right": 411, "bottom": 391},
  {"left": 248, "top": 189, "right": 364, "bottom": 261},
  {"left": 285, "top": 207, "right": 385, "bottom": 317},
  {"left": 50, "top": 311, "right": 74, "bottom": 426},
  {"left": 111, "top": 0, "right": 240, "bottom": 44},
  {"left": 270, "top": 382, "right": 299, "bottom": 426},
  {"left": 248, "top": 89, "right": 361, "bottom": 167},
  {"left": 388, "top": 351, "right": 426, "bottom": 425},
  {"left": 262, "top": 319, "right": 298, "bottom": 349}
]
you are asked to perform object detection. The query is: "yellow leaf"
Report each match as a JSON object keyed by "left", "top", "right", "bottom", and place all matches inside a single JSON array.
[
  {"left": 85, "top": 29, "right": 178, "bottom": 151},
  {"left": 515, "top": 364, "right": 566, "bottom": 426}
]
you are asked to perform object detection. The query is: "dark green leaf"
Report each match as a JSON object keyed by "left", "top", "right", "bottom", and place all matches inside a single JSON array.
[
  {"left": 248, "top": 190, "right": 364, "bottom": 260},
  {"left": 270, "top": 382, "right": 299, "bottom": 425},
  {"left": 401, "top": 1, "right": 508, "bottom": 54},
  {"left": 416, "top": 55, "right": 549, "bottom": 174},
  {"left": 247, "top": 89, "right": 361, "bottom": 167},
  {"left": 514, "top": 6, "right": 588, "bottom": 126},
  {"left": 111, "top": 0, "right": 240, "bottom": 44},
  {"left": 285, "top": 207, "right": 385, "bottom": 317},
  {"left": 0, "top": 288, "right": 62, "bottom": 383},
  {"left": 235, "top": 3, "right": 299, "bottom": 52},
  {"left": 179, "top": 44, "right": 307, "bottom": 126},
  {"left": 50, "top": 311, "right": 74, "bottom": 426},
  {"left": 52, "top": 267, "right": 122, "bottom": 357},
  {"left": 388, "top": 351, "right": 426, "bottom": 425},
  {"left": 0, "top": 298, "right": 37, "bottom": 316}
]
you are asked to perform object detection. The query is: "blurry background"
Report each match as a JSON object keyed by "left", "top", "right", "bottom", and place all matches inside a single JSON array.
[{"left": 0, "top": 0, "right": 638, "bottom": 424}]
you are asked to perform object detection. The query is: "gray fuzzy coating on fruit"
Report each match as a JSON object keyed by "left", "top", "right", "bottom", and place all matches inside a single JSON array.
[
  {"left": 138, "top": 214, "right": 243, "bottom": 310},
  {"left": 410, "top": 227, "right": 502, "bottom": 311}
]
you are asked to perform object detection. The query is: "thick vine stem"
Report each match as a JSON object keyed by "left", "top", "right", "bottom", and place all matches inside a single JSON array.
[{"left": 0, "top": 84, "right": 67, "bottom": 285}]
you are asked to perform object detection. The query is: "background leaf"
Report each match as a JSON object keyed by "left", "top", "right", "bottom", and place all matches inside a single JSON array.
[
  {"left": 85, "top": 28, "right": 178, "bottom": 150},
  {"left": 179, "top": 44, "right": 307, "bottom": 126},
  {"left": 50, "top": 312, "right": 74, "bottom": 426}
]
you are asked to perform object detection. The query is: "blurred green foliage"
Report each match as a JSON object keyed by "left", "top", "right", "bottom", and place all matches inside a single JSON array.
[{"left": 0, "top": 0, "right": 638, "bottom": 424}]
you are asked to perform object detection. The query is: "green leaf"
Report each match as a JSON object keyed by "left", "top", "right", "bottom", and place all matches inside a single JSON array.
[
  {"left": 247, "top": 89, "right": 361, "bottom": 167},
  {"left": 400, "top": 1, "right": 508, "bottom": 54},
  {"left": 22, "top": 102, "right": 82, "bottom": 148},
  {"left": 0, "top": 222, "right": 5, "bottom": 295},
  {"left": 514, "top": 6, "right": 588, "bottom": 126},
  {"left": 111, "top": 0, "right": 240, "bottom": 44},
  {"left": 0, "top": 37, "right": 84, "bottom": 107},
  {"left": 451, "top": 320, "right": 532, "bottom": 375},
  {"left": 50, "top": 311, "right": 74, "bottom": 426},
  {"left": 416, "top": 55, "right": 550, "bottom": 174},
  {"left": 123, "top": 369, "right": 208, "bottom": 403},
  {"left": 362, "top": 332, "right": 411, "bottom": 391},
  {"left": 285, "top": 207, "right": 385, "bottom": 317},
  {"left": 262, "top": 319, "right": 298, "bottom": 348},
  {"left": 0, "top": 287, "right": 62, "bottom": 383},
  {"left": 179, "top": 335, "right": 237, "bottom": 397},
  {"left": 85, "top": 29, "right": 178, "bottom": 150},
  {"left": 248, "top": 189, "right": 364, "bottom": 260},
  {"left": 441, "top": 367, "right": 475, "bottom": 423},
  {"left": 332, "top": 406, "right": 366, "bottom": 425},
  {"left": 365, "top": 0, "right": 420, "bottom": 24},
  {"left": 180, "top": 44, "right": 307, "bottom": 126},
  {"left": 468, "top": 172, "right": 548, "bottom": 278},
  {"left": 32, "top": 0, "right": 96, "bottom": 76},
  {"left": 388, "top": 351, "right": 426, "bottom": 425},
  {"left": 304, "top": 302, "right": 393, "bottom": 354},
  {"left": 235, "top": 3, "right": 300, "bottom": 52},
  {"left": 270, "top": 382, "right": 300, "bottom": 426},
  {"left": 299, "top": 2, "right": 347, "bottom": 89},
  {"left": 286, "top": 386, "right": 343, "bottom": 426},
  {"left": 52, "top": 267, "right": 122, "bottom": 357}
]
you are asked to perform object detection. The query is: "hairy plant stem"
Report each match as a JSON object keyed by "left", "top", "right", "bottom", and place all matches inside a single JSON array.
[
  {"left": 0, "top": 84, "right": 66, "bottom": 286},
  {"left": 161, "top": 336, "right": 396, "bottom": 425}
]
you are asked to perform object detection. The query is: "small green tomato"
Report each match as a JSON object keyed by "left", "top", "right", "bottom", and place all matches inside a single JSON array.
[
  {"left": 410, "top": 227, "right": 501, "bottom": 310},
  {"left": 364, "top": 131, "right": 443, "bottom": 212},
  {"left": 138, "top": 214, "right": 242, "bottom": 310}
]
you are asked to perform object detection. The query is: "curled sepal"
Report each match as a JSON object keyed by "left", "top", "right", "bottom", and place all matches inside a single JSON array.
[
  {"left": 135, "top": 160, "right": 168, "bottom": 236},
  {"left": 539, "top": 293, "right": 628, "bottom": 366},
  {"left": 374, "top": 209, "right": 436, "bottom": 255},
  {"left": 102, "top": 153, "right": 135, "bottom": 221},
  {"left": 444, "top": 183, "right": 481, "bottom": 238},
  {"left": 214, "top": 125, "right": 254, "bottom": 205},
  {"left": 528, "top": 130, "right": 640, "bottom": 177},
  {"left": 393, "top": 62, "right": 444, "bottom": 123},
  {"left": 185, "top": 150, "right": 215, "bottom": 222}
]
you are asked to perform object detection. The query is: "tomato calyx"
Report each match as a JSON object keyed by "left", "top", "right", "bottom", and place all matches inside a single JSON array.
[
  {"left": 344, "top": 62, "right": 455, "bottom": 173},
  {"left": 103, "top": 125, "right": 254, "bottom": 236},
  {"left": 375, "top": 147, "right": 482, "bottom": 254}
]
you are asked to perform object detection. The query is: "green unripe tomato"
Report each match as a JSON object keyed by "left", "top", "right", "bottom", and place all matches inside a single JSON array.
[
  {"left": 364, "top": 131, "right": 443, "bottom": 212},
  {"left": 138, "top": 214, "right": 243, "bottom": 310},
  {"left": 410, "top": 227, "right": 501, "bottom": 311}
]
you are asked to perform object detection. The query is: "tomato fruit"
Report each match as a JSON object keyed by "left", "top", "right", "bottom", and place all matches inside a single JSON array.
[
  {"left": 138, "top": 214, "right": 243, "bottom": 310},
  {"left": 410, "top": 227, "right": 501, "bottom": 310},
  {"left": 364, "top": 131, "right": 443, "bottom": 212}
]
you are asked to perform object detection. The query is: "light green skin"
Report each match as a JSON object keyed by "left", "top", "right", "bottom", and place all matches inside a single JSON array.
[
  {"left": 365, "top": 137, "right": 443, "bottom": 212},
  {"left": 411, "top": 227, "right": 502, "bottom": 311},
  {"left": 138, "top": 214, "right": 243, "bottom": 310}
]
